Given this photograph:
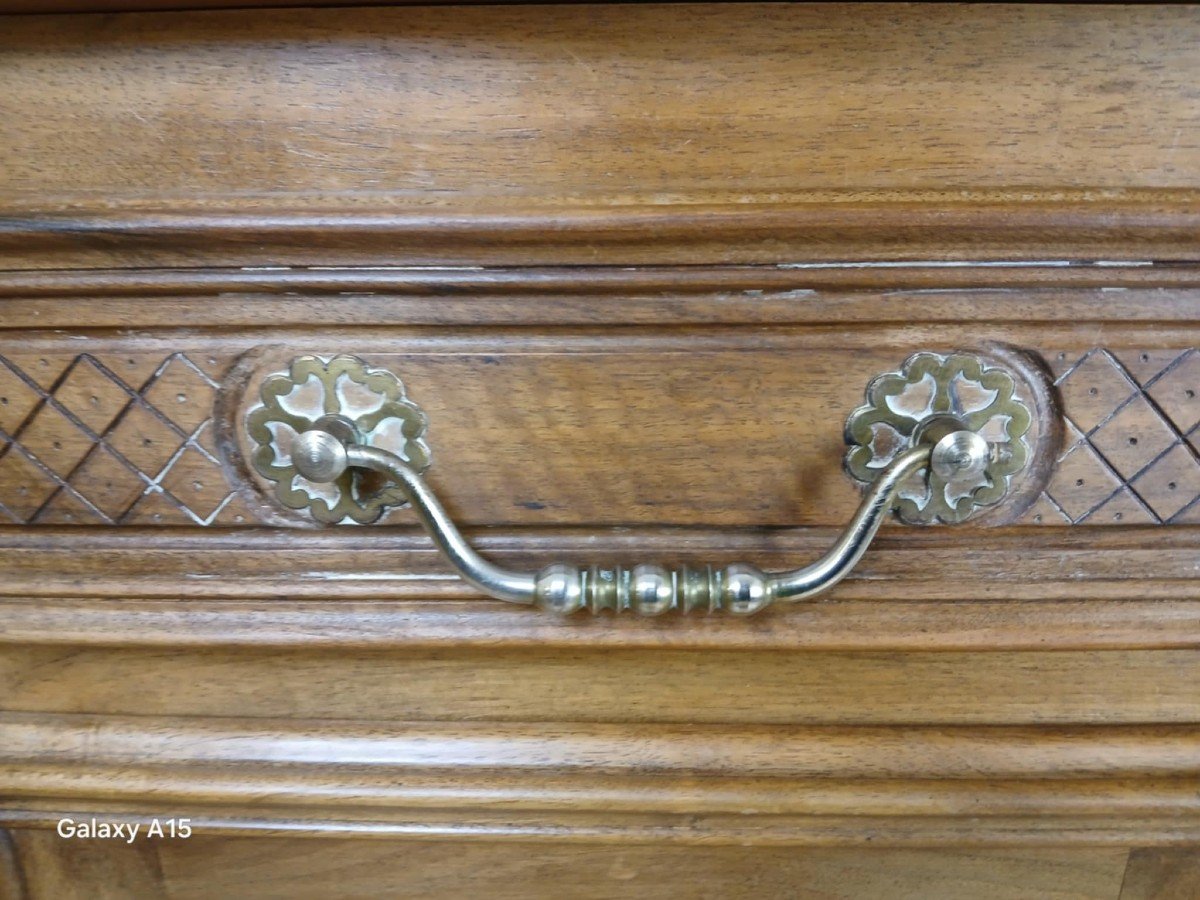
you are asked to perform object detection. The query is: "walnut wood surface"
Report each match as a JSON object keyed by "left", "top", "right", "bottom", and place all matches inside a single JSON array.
[
  {"left": 8, "top": 4, "right": 1199, "bottom": 200},
  {"left": 2, "top": 528, "right": 1199, "bottom": 651},
  {"left": 3, "top": 4, "right": 1200, "bottom": 266},
  {"left": 2, "top": 0, "right": 1200, "bottom": 875},
  {"left": 2, "top": 830, "right": 1143, "bottom": 900},
  {"left": 0, "top": 332, "right": 1195, "bottom": 528},
  {"left": 1, "top": 0, "right": 404, "bottom": 9},
  {"left": 5, "top": 528, "right": 1196, "bottom": 602},
  {"left": 6, "top": 263, "right": 1200, "bottom": 328},
  {"left": 1120, "top": 848, "right": 1200, "bottom": 900},
  {"left": 9, "top": 645, "right": 1200, "bottom": 726},
  {"left": 9, "top": 713, "right": 1200, "bottom": 845}
]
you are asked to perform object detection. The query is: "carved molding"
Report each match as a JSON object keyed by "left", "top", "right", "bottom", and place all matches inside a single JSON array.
[
  {"left": 0, "top": 346, "right": 1195, "bottom": 527},
  {"left": 1020, "top": 348, "right": 1199, "bottom": 525},
  {"left": 0, "top": 351, "right": 248, "bottom": 526},
  {"left": 4, "top": 712, "right": 1200, "bottom": 845}
]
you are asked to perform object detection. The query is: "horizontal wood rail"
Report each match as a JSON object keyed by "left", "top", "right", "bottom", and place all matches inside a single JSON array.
[
  {"left": 5, "top": 714, "right": 1200, "bottom": 844},
  {"left": 3, "top": 201, "right": 1200, "bottom": 270}
]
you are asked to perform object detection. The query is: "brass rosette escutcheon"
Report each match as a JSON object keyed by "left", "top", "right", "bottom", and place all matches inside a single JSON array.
[
  {"left": 245, "top": 355, "right": 430, "bottom": 524},
  {"left": 845, "top": 351, "right": 1033, "bottom": 524}
]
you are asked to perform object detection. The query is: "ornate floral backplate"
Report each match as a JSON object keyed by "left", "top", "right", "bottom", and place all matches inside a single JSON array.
[
  {"left": 244, "top": 355, "right": 430, "bottom": 524},
  {"left": 845, "top": 351, "right": 1034, "bottom": 524}
]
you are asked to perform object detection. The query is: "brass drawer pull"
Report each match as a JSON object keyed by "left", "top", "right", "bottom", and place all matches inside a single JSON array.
[{"left": 247, "top": 351, "right": 1040, "bottom": 616}]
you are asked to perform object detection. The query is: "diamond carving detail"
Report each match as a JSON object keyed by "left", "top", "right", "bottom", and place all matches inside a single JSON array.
[
  {"left": 1023, "top": 348, "right": 1199, "bottom": 525},
  {"left": 1, "top": 345, "right": 1196, "bottom": 528},
  {"left": 0, "top": 353, "right": 246, "bottom": 526}
]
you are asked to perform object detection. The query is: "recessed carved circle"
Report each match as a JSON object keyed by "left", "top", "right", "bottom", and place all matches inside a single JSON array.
[
  {"left": 245, "top": 355, "right": 430, "bottom": 524},
  {"left": 845, "top": 351, "right": 1033, "bottom": 524}
]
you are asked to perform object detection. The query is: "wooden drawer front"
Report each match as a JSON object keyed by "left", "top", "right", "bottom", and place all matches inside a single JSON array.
[
  {"left": 0, "top": 328, "right": 1195, "bottom": 530},
  {"left": 2, "top": 0, "right": 1199, "bottom": 862},
  {"left": 3, "top": 5, "right": 1200, "bottom": 269},
  {"left": 0, "top": 315, "right": 1195, "bottom": 646}
]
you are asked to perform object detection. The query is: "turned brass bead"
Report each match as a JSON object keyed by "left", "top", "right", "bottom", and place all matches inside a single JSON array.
[
  {"left": 721, "top": 563, "right": 772, "bottom": 615},
  {"left": 534, "top": 563, "right": 585, "bottom": 615},
  {"left": 630, "top": 564, "right": 675, "bottom": 616}
]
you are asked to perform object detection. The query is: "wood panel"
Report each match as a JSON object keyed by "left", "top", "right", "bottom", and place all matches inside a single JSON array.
[
  {"left": 1, "top": 526, "right": 1198, "bottom": 651},
  {"left": 3, "top": 529, "right": 1196, "bottom": 603},
  {"left": 0, "top": 330, "right": 1195, "bottom": 528},
  {"left": 10, "top": 595, "right": 1200, "bottom": 653},
  {"left": 7, "top": 201, "right": 1200, "bottom": 270},
  {"left": 15, "top": 714, "right": 1200, "bottom": 780},
  {"left": 0, "top": 831, "right": 21, "bottom": 900},
  {"left": 5, "top": 645, "right": 1200, "bottom": 726},
  {"left": 5, "top": 263, "right": 1200, "bottom": 328},
  {"left": 1, "top": 0, "right": 403, "bottom": 10},
  {"left": 2, "top": 829, "right": 162, "bottom": 900},
  {"left": 2, "top": 0, "right": 1199, "bottom": 863},
  {"left": 5, "top": 4, "right": 1197, "bottom": 201},
  {"left": 1120, "top": 848, "right": 1200, "bottom": 900},
  {"left": 0, "top": 830, "right": 1133, "bottom": 900},
  {"left": 3, "top": 4, "right": 1200, "bottom": 266},
  {"left": 5, "top": 714, "right": 1200, "bottom": 844},
  {"left": 152, "top": 843, "right": 1126, "bottom": 900}
]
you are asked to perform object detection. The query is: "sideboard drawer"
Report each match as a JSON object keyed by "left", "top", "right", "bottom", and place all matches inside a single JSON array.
[{"left": 2, "top": 2, "right": 1199, "bottom": 881}]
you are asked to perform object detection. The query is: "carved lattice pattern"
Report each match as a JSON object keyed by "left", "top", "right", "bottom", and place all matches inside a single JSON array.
[
  {"left": 0, "top": 352, "right": 251, "bottom": 526},
  {"left": 0, "top": 348, "right": 1195, "bottom": 527},
  {"left": 1020, "top": 348, "right": 1199, "bottom": 525}
]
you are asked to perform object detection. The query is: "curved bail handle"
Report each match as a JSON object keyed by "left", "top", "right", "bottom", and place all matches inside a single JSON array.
[
  {"left": 290, "top": 424, "right": 994, "bottom": 616},
  {"left": 246, "top": 349, "right": 1042, "bottom": 616}
]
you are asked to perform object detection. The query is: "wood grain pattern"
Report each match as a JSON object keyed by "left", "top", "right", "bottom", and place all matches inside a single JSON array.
[
  {"left": 7, "top": 201, "right": 1200, "bottom": 270},
  {"left": 16, "top": 714, "right": 1200, "bottom": 779},
  {"left": 1, "top": 526, "right": 1198, "bottom": 652},
  {"left": 3, "top": 0, "right": 1200, "bottom": 867},
  {"left": 5, "top": 264, "right": 1200, "bottom": 328},
  {"left": 3, "top": 4, "right": 1200, "bottom": 266},
  {"left": 6, "top": 645, "right": 1200, "bottom": 726},
  {"left": 7, "top": 713, "right": 1200, "bottom": 845},
  {"left": 0, "top": 334, "right": 1195, "bottom": 527},
  {"left": 10, "top": 595, "right": 1200, "bottom": 654},
  {"left": 1, "top": 0, "right": 401, "bottom": 10},
  {"left": 3, "top": 829, "right": 162, "bottom": 900},
  {"left": 0, "top": 831, "right": 22, "bottom": 900},
  {"left": 0, "top": 830, "right": 1132, "bottom": 900},
  {"left": 152, "top": 844, "right": 1123, "bottom": 900},
  {"left": 15, "top": 836, "right": 1200, "bottom": 899},
  {"left": 4, "top": 528, "right": 1197, "bottom": 602},
  {"left": 1120, "top": 848, "right": 1200, "bottom": 900},
  {"left": 6, "top": 4, "right": 1197, "bottom": 198}
]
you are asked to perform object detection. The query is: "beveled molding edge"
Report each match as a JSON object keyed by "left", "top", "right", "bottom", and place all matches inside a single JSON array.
[
  {"left": 4, "top": 713, "right": 1200, "bottom": 845},
  {"left": 6, "top": 262, "right": 1200, "bottom": 330},
  {"left": 3, "top": 197, "right": 1200, "bottom": 268},
  {"left": 2, "top": 528, "right": 1200, "bottom": 650},
  {"left": 7, "top": 595, "right": 1200, "bottom": 653}
]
